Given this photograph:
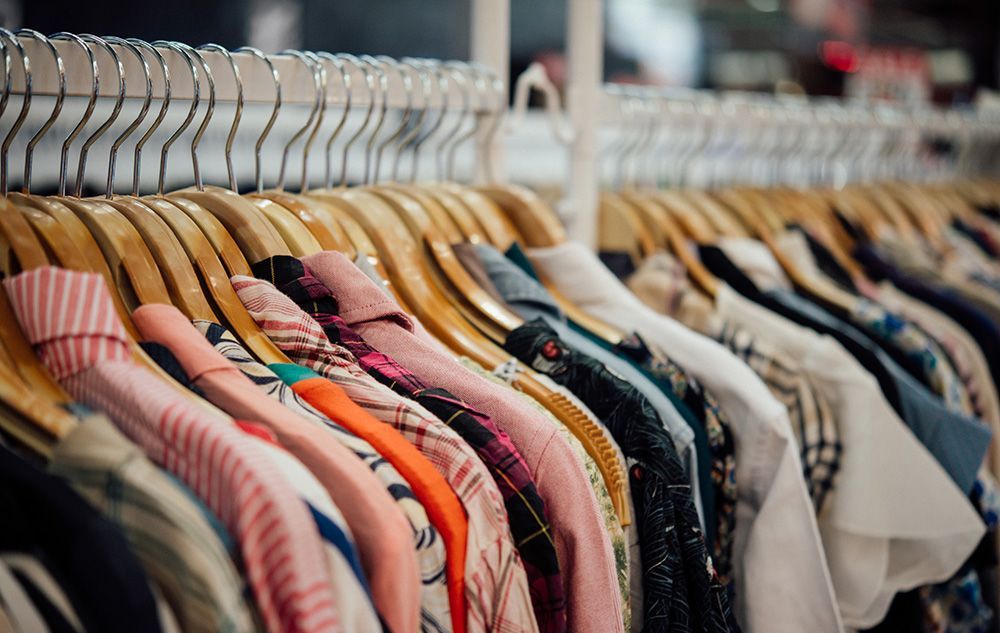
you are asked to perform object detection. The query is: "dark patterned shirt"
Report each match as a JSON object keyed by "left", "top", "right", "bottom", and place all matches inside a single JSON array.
[
  {"left": 504, "top": 319, "right": 739, "bottom": 633},
  {"left": 253, "top": 255, "right": 567, "bottom": 633},
  {"left": 614, "top": 333, "right": 738, "bottom": 591}
]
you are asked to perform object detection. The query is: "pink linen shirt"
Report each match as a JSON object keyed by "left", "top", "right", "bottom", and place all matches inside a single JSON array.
[
  {"left": 4, "top": 267, "right": 340, "bottom": 633},
  {"left": 131, "top": 304, "right": 421, "bottom": 633},
  {"left": 300, "top": 251, "right": 624, "bottom": 633}
]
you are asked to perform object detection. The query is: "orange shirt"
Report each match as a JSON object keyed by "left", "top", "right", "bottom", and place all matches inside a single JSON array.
[{"left": 275, "top": 367, "right": 469, "bottom": 633}]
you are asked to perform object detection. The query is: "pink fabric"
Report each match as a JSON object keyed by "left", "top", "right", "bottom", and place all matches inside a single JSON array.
[
  {"left": 4, "top": 267, "right": 340, "bottom": 633},
  {"left": 131, "top": 304, "right": 421, "bottom": 633},
  {"left": 301, "top": 251, "right": 624, "bottom": 633}
]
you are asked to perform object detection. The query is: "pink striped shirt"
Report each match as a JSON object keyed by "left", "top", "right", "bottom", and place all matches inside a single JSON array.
[{"left": 4, "top": 267, "right": 341, "bottom": 633}]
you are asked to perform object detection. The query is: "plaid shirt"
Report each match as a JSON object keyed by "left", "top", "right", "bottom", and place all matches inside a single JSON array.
[
  {"left": 717, "top": 323, "right": 841, "bottom": 513},
  {"left": 50, "top": 414, "right": 260, "bottom": 633},
  {"left": 504, "top": 319, "right": 739, "bottom": 633},
  {"left": 614, "top": 334, "right": 738, "bottom": 592},
  {"left": 193, "top": 321, "right": 453, "bottom": 633},
  {"left": 252, "top": 256, "right": 565, "bottom": 633},
  {"left": 231, "top": 274, "right": 541, "bottom": 633},
  {"left": 6, "top": 268, "right": 340, "bottom": 633}
]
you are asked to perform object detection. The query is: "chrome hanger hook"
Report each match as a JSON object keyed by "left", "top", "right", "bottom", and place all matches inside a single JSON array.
[
  {"left": 151, "top": 40, "right": 199, "bottom": 195},
  {"left": 443, "top": 61, "right": 485, "bottom": 181},
  {"left": 435, "top": 63, "right": 470, "bottom": 181},
  {"left": 359, "top": 54, "right": 389, "bottom": 185},
  {"left": 50, "top": 32, "right": 98, "bottom": 196},
  {"left": 0, "top": 29, "right": 31, "bottom": 196},
  {"left": 199, "top": 44, "right": 242, "bottom": 192},
  {"left": 408, "top": 59, "right": 450, "bottom": 183},
  {"left": 316, "top": 51, "right": 350, "bottom": 189},
  {"left": 273, "top": 49, "right": 321, "bottom": 192},
  {"left": 300, "top": 51, "right": 328, "bottom": 193},
  {"left": 102, "top": 36, "right": 152, "bottom": 198},
  {"left": 472, "top": 62, "right": 506, "bottom": 183},
  {"left": 127, "top": 39, "right": 169, "bottom": 196},
  {"left": 336, "top": 53, "right": 377, "bottom": 187},
  {"left": 233, "top": 47, "right": 279, "bottom": 194},
  {"left": 372, "top": 55, "right": 414, "bottom": 183},
  {"left": 15, "top": 29, "right": 63, "bottom": 195},
  {"left": 175, "top": 43, "right": 215, "bottom": 192},
  {"left": 74, "top": 34, "right": 126, "bottom": 197},
  {"left": 392, "top": 57, "right": 432, "bottom": 182}
]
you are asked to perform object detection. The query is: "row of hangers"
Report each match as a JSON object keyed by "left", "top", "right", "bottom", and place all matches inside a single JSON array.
[
  {"left": 588, "top": 85, "right": 1000, "bottom": 313},
  {"left": 0, "top": 30, "right": 633, "bottom": 524}
]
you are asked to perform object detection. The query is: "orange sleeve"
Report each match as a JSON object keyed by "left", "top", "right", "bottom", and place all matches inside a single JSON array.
[{"left": 291, "top": 376, "right": 469, "bottom": 633}]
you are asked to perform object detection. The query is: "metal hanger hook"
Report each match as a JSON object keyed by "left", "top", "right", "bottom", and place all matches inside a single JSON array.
[
  {"left": 358, "top": 54, "right": 389, "bottom": 185},
  {"left": 199, "top": 43, "right": 242, "bottom": 192},
  {"left": 273, "top": 49, "right": 321, "bottom": 192},
  {"left": 74, "top": 34, "right": 126, "bottom": 197},
  {"left": 102, "top": 36, "right": 152, "bottom": 198},
  {"left": 435, "top": 62, "right": 470, "bottom": 181},
  {"left": 391, "top": 57, "right": 432, "bottom": 182},
  {"left": 408, "top": 59, "right": 450, "bottom": 183},
  {"left": 443, "top": 61, "right": 485, "bottom": 181},
  {"left": 15, "top": 29, "right": 63, "bottom": 195},
  {"left": 173, "top": 42, "right": 215, "bottom": 192},
  {"left": 372, "top": 55, "right": 415, "bottom": 183},
  {"left": 335, "top": 53, "right": 376, "bottom": 187},
  {"left": 127, "top": 39, "right": 169, "bottom": 196},
  {"left": 315, "top": 51, "right": 350, "bottom": 189},
  {"left": 49, "top": 32, "right": 98, "bottom": 196},
  {"left": 300, "top": 51, "right": 328, "bottom": 193},
  {"left": 233, "top": 47, "right": 279, "bottom": 194},
  {"left": 151, "top": 40, "right": 199, "bottom": 195},
  {"left": 0, "top": 29, "right": 31, "bottom": 196}
]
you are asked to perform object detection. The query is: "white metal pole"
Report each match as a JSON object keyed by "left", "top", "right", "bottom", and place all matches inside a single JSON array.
[
  {"left": 564, "top": 0, "right": 603, "bottom": 248},
  {"left": 470, "top": 0, "right": 510, "bottom": 183}
]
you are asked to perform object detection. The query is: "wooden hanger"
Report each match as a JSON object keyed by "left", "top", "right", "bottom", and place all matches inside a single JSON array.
[
  {"left": 677, "top": 188, "right": 748, "bottom": 237},
  {"left": 621, "top": 190, "right": 719, "bottom": 298},
  {"left": 477, "top": 183, "right": 567, "bottom": 247}
]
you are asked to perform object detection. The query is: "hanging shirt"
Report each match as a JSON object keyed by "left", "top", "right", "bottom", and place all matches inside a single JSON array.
[
  {"left": 524, "top": 241, "right": 842, "bottom": 633},
  {"left": 0, "top": 443, "right": 164, "bottom": 633},
  {"left": 48, "top": 414, "right": 259, "bottom": 633},
  {"left": 4, "top": 267, "right": 342, "bottom": 633},
  {"left": 299, "top": 250, "right": 624, "bottom": 633},
  {"left": 131, "top": 304, "right": 420, "bottom": 633},
  {"left": 468, "top": 243, "right": 708, "bottom": 533},
  {"left": 504, "top": 318, "right": 738, "bottom": 633},
  {"left": 192, "top": 321, "right": 453, "bottom": 633},
  {"left": 251, "top": 255, "right": 566, "bottom": 633},
  {"left": 230, "top": 275, "right": 539, "bottom": 633}
]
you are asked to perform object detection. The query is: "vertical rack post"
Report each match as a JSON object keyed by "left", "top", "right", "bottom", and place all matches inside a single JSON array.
[
  {"left": 471, "top": 0, "right": 510, "bottom": 183},
  {"left": 564, "top": 0, "right": 604, "bottom": 248}
]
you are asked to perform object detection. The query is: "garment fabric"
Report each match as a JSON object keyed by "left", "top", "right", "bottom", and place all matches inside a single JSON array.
[
  {"left": 49, "top": 414, "right": 259, "bottom": 633},
  {"left": 193, "top": 321, "right": 453, "bottom": 633},
  {"left": 4, "top": 267, "right": 341, "bottom": 633},
  {"left": 702, "top": 244, "right": 992, "bottom": 496},
  {"left": 231, "top": 275, "right": 539, "bottom": 633},
  {"left": 471, "top": 243, "right": 705, "bottom": 529},
  {"left": 300, "top": 250, "right": 624, "bottom": 633},
  {"left": 455, "top": 356, "right": 634, "bottom": 633},
  {"left": 0, "top": 443, "right": 163, "bottom": 633},
  {"left": 525, "top": 241, "right": 842, "bottom": 633},
  {"left": 132, "top": 304, "right": 420, "bottom": 633},
  {"left": 252, "top": 255, "right": 565, "bottom": 633},
  {"left": 504, "top": 318, "right": 738, "bottom": 633}
]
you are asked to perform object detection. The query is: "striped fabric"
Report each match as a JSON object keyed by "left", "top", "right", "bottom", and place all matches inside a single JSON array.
[
  {"left": 194, "top": 320, "right": 453, "bottom": 633},
  {"left": 717, "top": 323, "right": 841, "bottom": 513},
  {"left": 49, "top": 414, "right": 260, "bottom": 633},
  {"left": 4, "top": 267, "right": 341, "bottom": 633},
  {"left": 252, "top": 255, "right": 564, "bottom": 633},
  {"left": 232, "top": 274, "right": 541, "bottom": 633}
]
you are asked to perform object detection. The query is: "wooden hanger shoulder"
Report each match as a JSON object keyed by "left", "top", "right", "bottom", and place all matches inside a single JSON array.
[
  {"left": 141, "top": 196, "right": 292, "bottom": 366},
  {"left": 475, "top": 183, "right": 567, "bottom": 247},
  {"left": 156, "top": 194, "right": 254, "bottom": 276},
  {"left": 435, "top": 182, "right": 521, "bottom": 250},
  {"left": 169, "top": 186, "right": 290, "bottom": 263},
  {"left": 247, "top": 196, "right": 323, "bottom": 257},
  {"left": 104, "top": 196, "right": 216, "bottom": 321}
]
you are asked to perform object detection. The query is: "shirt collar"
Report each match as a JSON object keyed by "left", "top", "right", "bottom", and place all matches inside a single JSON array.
[
  {"left": 132, "top": 304, "right": 236, "bottom": 382},
  {"left": 300, "top": 251, "right": 414, "bottom": 332},
  {"left": 526, "top": 241, "right": 644, "bottom": 308},
  {"left": 251, "top": 256, "right": 342, "bottom": 316},
  {"left": 3, "top": 267, "right": 131, "bottom": 378},
  {"left": 473, "top": 243, "right": 563, "bottom": 319}
]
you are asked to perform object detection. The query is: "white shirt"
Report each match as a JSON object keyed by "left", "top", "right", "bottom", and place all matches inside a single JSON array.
[
  {"left": 527, "top": 241, "right": 843, "bottom": 633},
  {"left": 715, "top": 237, "right": 987, "bottom": 627}
]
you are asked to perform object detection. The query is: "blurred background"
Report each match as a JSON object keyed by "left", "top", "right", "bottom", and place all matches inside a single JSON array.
[{"left": 6, "top": 0, "right": 997, "bottom": 105}]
